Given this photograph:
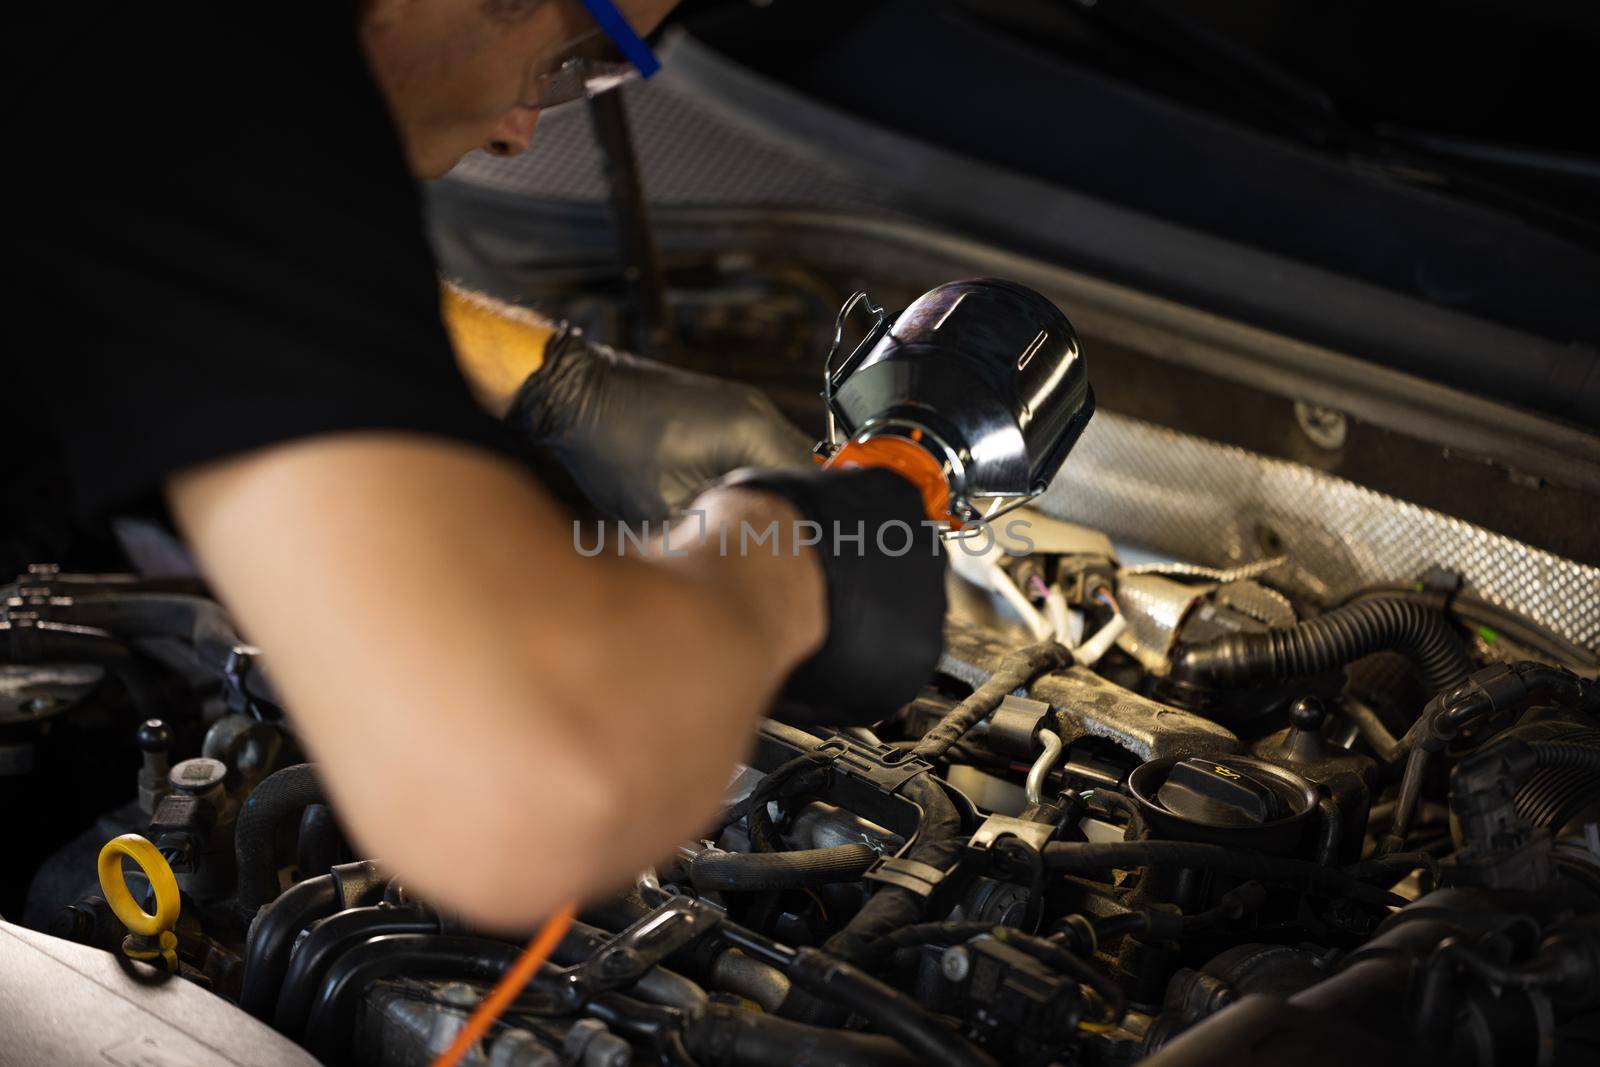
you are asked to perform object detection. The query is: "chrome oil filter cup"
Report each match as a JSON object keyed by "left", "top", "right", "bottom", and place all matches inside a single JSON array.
[{"left": 823, "top": 278, "right": 1095, "bottom": 524}]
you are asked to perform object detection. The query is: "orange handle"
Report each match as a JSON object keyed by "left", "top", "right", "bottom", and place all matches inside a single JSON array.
[
  {"left": 822, "top": 433, "right": 955, "bottom": 527},
  {"left": 429, "top": 902, "right": 577, "bottom": 1067}
]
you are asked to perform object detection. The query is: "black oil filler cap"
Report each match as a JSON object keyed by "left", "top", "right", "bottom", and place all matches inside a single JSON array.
[
  {"left": 1130, "top": 754, "right": 1319, "bottom": 853},
  {"left": 1156, "top": 759, "right": 1286, "bottom": 827}
]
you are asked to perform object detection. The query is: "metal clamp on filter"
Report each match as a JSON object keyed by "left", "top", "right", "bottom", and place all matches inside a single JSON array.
[
  {"left": 818, "top": 279, "right": 1095, "bottom": 532},
  {"left": 97, "top": 832, "right": 182, "bottom": 972}
]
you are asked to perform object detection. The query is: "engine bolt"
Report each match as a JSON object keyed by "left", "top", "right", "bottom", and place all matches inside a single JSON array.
[
  {"left": 601, "top": 947, "right": 640, "bottom": 974},
  {"left": 941, "top": 945, "right": 972, "bottom": 982},
  {"left": 437, "top": 981, "right": 479, "bottom": 1008},
  {"left": 1293, "top": 401, "right": 1348, "bottom": 450}
]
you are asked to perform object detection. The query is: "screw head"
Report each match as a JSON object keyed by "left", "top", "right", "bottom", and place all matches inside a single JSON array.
[
  {"left": 941, "top": 945, "right": 972, "bottom": 982},
  {"left": 601, "top": 947, "right": 640, "bottom": 975},
  {"left": 1293, "top": 401, "right": 1348, "bottom": 450}
]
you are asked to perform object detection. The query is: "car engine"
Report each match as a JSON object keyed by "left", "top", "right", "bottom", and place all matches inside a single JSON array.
[
  {"left": 8, "top": 23, "right": 1600, "bottom": 1067},
  {"left": 5, "top": 441, "right": 1600, "bottom": 1067}
]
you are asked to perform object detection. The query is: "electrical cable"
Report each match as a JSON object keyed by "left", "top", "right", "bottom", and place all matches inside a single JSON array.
[
  {"left": 428, "top": 901, "right": 577, "bottom": 1067},
  {"left": 1073, "top": 588, "right": 1128, "bottom": 667},
  {"left": 993, "top": 564, "right": 1054, "bottom": 640},
  {"left": 912, "top": 641, "right": 1070, "bottom": 761},
  {"left": 949, "top": 545, "right": 1053, "bottom": 640},
  {"left": 1044, "top": 587, "right": 1076, "bottom": 647}
]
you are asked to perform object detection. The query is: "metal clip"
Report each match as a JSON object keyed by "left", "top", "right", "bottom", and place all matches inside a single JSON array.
[
  {"left": 535, "top": 895, "right": 724, "bottom": 1014},
  {"left": 862, "top": 855, "right": 952, "bottom": 899},
  {"left": 822, "top": 291, "right": 887, "bottom": 449}
]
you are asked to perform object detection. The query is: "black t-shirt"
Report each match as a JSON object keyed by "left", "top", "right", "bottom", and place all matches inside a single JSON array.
[{"left": 9, "top": 4, "right": 508, "bottom": 573}]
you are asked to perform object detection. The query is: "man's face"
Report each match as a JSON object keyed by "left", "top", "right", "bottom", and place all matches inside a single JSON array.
[{"left": 360, "top": 0, "right": 675, "bottom": 179}]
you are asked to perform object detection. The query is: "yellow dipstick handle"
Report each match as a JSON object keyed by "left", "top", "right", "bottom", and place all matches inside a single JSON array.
[{"left": 98, "top": 834, "right": 181, "bottom": 938}]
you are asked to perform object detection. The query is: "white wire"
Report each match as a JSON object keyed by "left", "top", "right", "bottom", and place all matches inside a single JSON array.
[
  {"left": 1044, "top": 588, "right": 1076, "bottom": 648},
  {"left": 992, "top": 566, "right": 1054, "bottom": 641},
  {"left": 1074, "top": 589, "right": 1129, "bottom": 666},
  {"left": 949, "top": 546, "right": 1052, "bottom": 640}
]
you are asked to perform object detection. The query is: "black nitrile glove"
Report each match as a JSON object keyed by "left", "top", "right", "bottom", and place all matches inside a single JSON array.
[
  {"left": 505, "top": 325, "right": 814, "bottom": 523},
  {"left": 715, "top": 466, "right": 947, "bottom": 727}
]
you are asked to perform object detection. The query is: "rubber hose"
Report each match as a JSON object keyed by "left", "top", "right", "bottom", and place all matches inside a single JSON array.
[
  {"left": 295, "top": 804, "right": 341, "bottom": 881},
  {"left": 687, "top": 1000, "right": 917, "bottom": 1067},
  {"left": 238, "top": 874, "right": 340, "bottom": 1020},
  {"left": 709, "top": 949, "right": 792, "bottom": 1013},
  {"left": 1172, "top": 596, "right": 1472, "bottom": 698},
  {"left": 691, "top": 843, "right": 880, "bottom": 892},
  {"left": 1341, "top": 694, "right": 1405, "bottom": 764},
  {"left": 1040, "top": 841, "right": 1407, "bottom": 908},
  {"left": 235, "top": 763, "right": 325, "bottom": 919},
  {"left": 788, "top": 946, "right": 998, "bottom": 1067},
  {"left": 272, "top": 903, "right": 439, "bottom": 1038},
  {"left": 302, "top": 934, "right": 522, "bottom": 1064}
]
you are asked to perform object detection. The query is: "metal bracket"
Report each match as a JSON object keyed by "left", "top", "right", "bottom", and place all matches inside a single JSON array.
[
  {"left": 536, "top": 895, "right": 725, "bottom": 1014},
  {"left": 987, "top": 694, "right": 1052, "bottom": 759},
  {"left": 968, "top": 813, "right": 1056, "bottom": 855}
]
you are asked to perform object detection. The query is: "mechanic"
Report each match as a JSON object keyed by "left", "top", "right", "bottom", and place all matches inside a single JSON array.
[{"left": 12, "top": 0, "right": 944, "bottom": 928}]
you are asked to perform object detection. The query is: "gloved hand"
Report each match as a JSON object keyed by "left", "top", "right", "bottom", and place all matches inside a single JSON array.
[
  {"left": 712, "top": 466, "right": 948, "bottom": 726},
  {"left": 505, "top": 325, "right": 815, "bottom": 522}
]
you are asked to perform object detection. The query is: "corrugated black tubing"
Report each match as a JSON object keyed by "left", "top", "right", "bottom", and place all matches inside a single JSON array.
[
  {"left": 1172, "top": 596, "right": 1472, "bottom": 698},
  {"left": 1518, "top": 729, "right": 1600, "bottom": 830},
  {"left": 1531, "top": 741, "right": 1600, "bottom": 774},
  {"left": 690, "top": 843, "right": 880, "bottom": 892}
]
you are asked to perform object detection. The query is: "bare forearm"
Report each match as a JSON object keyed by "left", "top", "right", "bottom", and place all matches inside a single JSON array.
[
  {"left": 167, "top": 434, "right": 822, "bottom": 925},
  {"left": 439, "top": 280, "right": 556, "bottom": 416}
]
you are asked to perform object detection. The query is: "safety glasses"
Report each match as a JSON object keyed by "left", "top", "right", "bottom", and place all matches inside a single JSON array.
[{"left": 517, "top": 0, "right": 660, "bottom": 112}]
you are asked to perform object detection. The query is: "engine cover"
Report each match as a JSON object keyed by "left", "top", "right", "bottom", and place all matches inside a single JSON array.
[{"left": 0, "top": 919, "right": 321, "bottom": 1067}]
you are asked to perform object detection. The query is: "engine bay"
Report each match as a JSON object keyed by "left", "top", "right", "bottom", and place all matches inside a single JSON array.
[
  {"left": 10, "top": 3, "right": 1600, "bottom": 1066},
  {"left": 5, "top": 453, "right": 1599, "bottom": 1065}
]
